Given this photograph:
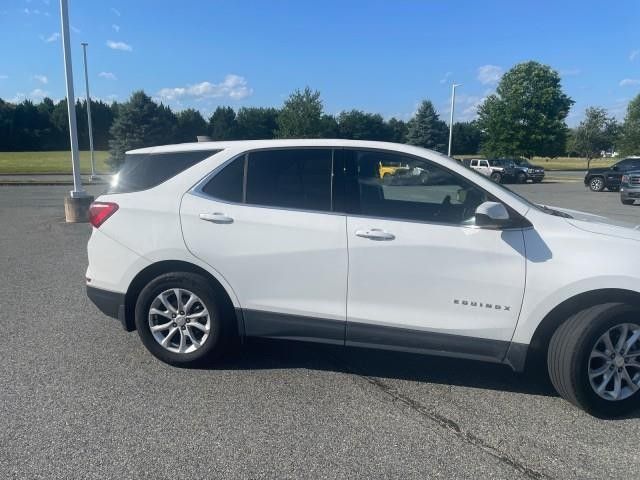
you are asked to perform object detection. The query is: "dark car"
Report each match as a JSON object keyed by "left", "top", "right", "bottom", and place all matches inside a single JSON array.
[
  {"left": 487, "top": 159, "right": 517, "bottom": 183},
  {"left": 584, "top": 157, "right": 640, "bottom": 192},
  {"left": 511, "top": 158, "right": 545, "bottom": 183},
  {"left": 620, "top": 170, "right": 640, "bottom": 205}
]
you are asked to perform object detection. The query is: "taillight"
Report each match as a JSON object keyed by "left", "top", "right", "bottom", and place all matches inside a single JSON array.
[
  {"left": 622, "top": 175, "right": 629, "bottom": 184},
  {"left": 89, "top": 202, "right": 119, "bottom": 228}
]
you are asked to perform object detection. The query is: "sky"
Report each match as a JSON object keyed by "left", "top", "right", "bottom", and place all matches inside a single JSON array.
[{"left": 1, "top": 0, "right": 639, "bottom": 126}]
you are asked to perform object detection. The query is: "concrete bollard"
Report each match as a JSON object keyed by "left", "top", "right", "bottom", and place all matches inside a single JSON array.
[{"left": 64, "top": 195, "right": 94, "bottom": 223}]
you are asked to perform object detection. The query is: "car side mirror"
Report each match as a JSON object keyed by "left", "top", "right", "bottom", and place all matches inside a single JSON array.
[{"left": 475, "top": 201, "right": 510, "bottom": 228}]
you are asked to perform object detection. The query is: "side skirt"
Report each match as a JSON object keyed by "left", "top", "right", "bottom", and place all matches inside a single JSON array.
[{"left": 240, "top": 309, "right": 528, "bottom": 371}]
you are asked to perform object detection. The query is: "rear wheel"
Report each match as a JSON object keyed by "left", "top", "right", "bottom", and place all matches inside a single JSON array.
[
  {"left": 589, "top": 177, "right": 605, "bottom": 192},
  {"left": 516, "top": 172, "right": 527, "bottom": 184},
  {"left": 548, "top": 303, "right": 640, "bottom": 417},
  {"left": 134, "top": 272, "right": 230, "bottom": 366}
]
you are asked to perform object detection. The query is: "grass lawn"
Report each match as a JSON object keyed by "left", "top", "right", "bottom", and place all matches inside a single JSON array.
[{"left": 0, "top": 151, "right": 112, "bottom": 174}]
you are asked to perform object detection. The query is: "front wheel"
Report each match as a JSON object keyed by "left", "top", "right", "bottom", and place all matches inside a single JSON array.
[
  {"left": 621, "top": 198, "right": 635, "bottom": 205},
  {"left": 134, "top": 272, "right": 229, "bottom": 366},
  {"left": 547, "top": 303, "right": 640, "bottom": 417},
  {"left": 589, "top": 177, "right": 605, "bottom": 192},
  {"left": 490, "top": 172, "right": 502, "bottom": 183}
]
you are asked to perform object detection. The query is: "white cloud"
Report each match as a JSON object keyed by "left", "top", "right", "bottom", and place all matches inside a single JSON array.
[
  {"left": 620, "top": 78, "right": 640, "bottom": 87},
  {"left": 440, "top": 72, "right": 452, "bottom": 84},
  {"left": 71, "top": 25, "right": 81, "bottom": 33},
  {"left": 630, "top": 50, "right": 640, "bottom": 62},
  {"left": 99, "top": 71, "right": 117, "bottom": 80},
  {"left": 159, "top": 74, "right": 253, "bottom": 101},
  {"left": 110, "top": 7, "right": 121, "bottom": 16},
  {"left": 41, "top": 32, "right": 60, "bottom": 43},
  {"left": 29, "top": 88, "right": 48, "bottom": 99},
  {"left": 112, "top": 24, "right": 120, "bottom": 32},
  {"left": 477, "top": 65, "right": 503, "bottom": 85},
  {"left": 33, "top": 74, "right": 48, "bottom": 84},
  {"left": 106, "top": 40, "right": 132, "bottom": 51},
  {"left": 0, "top": 75, "right": 8, "bottom": 80}
]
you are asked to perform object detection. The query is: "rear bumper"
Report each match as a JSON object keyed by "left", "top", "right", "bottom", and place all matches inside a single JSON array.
[{"left": 86, "top": 285, "right": 131, "bottom": 330}]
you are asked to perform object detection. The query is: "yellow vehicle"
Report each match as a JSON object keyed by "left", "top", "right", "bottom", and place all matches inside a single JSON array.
[{"left": 378, "top": 160, "right": 410, "bottom": 179}]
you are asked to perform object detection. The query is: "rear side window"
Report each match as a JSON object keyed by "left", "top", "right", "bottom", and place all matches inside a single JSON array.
[
  {"left": 109, "top": 150, "right": 219, "bottom": 194},
  {"left": 201, "top": 156, "right": 245, "bottom": 202},
  {"left": 245, "top": 149, "right": 332, "bottom": 211}
]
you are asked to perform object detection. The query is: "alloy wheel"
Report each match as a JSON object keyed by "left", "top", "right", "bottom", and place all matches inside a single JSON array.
[
  {"left": 148, "top": 288, "right": 211, "bottom": 354},
  {"left": 588, "top": 323, "right": 640, "bottom": 401}
]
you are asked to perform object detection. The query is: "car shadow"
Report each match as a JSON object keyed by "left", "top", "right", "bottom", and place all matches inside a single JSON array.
[{"left": 203, "top": 338, "right": 558, "bottom": 398}]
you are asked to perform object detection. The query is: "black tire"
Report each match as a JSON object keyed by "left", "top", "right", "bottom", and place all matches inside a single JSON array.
[
  {"left": 533, "top": 178, "right": 543, "bottom": 183},
  {"left": 588, "top": 176, "right": 605, "bottom": 192},
  {"left": 621, "top": 198, "right": 635, "bottom": 205},
  {"left": 547, "top": 303, "right": 640, "bottom": 418},
  {"left": 516, "top": 172, "right": 527, "bottom": 184},
  {"left": 490, "top": 172, "right": 502, "bottom": 183},
  {"left": 134, "top": 272, "right": 231, "bottom": 367}
]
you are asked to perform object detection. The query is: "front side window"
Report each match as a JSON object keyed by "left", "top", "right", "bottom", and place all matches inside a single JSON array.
[
  {"left": 344, "top": 150, "right": 490, "bottom": 225},
  {"left": 245, "top": 149, "right": 332, "bottom": 211}
]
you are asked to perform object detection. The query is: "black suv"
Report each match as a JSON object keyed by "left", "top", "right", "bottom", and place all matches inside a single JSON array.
[
  {"left": 511, "top": 158, "right": 545, "bottom": 183},
  {"left": 585, "top": 157, "right": 640, "bottom": 192}
]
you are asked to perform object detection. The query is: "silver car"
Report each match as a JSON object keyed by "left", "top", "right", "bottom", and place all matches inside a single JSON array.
[{"left": 620, "top": 171, "right": 640, "bottom": 205}]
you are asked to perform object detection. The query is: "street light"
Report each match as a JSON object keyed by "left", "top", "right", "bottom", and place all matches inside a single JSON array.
[
  {"left": 59, "top": 0, "right": 93, "bottom": 221},
  {"left": 81, "top": 42, "right": 96, "bottom": 181},
  {"left": 447, "top": 83, "right": 461, "bottom": 157}
]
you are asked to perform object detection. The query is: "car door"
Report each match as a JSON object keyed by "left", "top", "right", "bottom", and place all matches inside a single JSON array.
[
  {"left": 478, "top": 160, "right": 492, "bottom": 177},
  {"left": 180, "top": 148, "right": 348, "bottom": 344},
  {"left": 338, "top": 149, "right": 527, "bottom": 362}
]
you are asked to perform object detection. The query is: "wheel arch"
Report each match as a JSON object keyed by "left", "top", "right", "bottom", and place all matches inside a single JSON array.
[
  {"left": 123, "top": 260, "right": 243, "bottom": 337},
  {"left": 523, "top": 288, "right": 640, "bottom": 371}
]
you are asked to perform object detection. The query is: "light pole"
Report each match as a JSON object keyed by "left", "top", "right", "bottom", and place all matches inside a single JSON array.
[
  {"left": 59, "top": 0, "right": 93, "bottom": 221},
  {"left": 447, "top": 83, "right": 461, "bottom": 157},
  {"left": 81, "top": 42, "right": 96, "bottom": 181}
]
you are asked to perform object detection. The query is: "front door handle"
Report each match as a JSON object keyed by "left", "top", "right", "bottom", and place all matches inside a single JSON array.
[
  {"left": 355, "top": 228, "right": 395, "bottom": 241},
  {"left": 199, "top": 212, "right": 234, "bottom": 224}
]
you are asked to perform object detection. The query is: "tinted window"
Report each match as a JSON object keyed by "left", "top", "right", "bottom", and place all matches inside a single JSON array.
[
  {"left": 245, "top": 149, "right": 332, "bottom": 211},
  {"left": 202, "top": 156, "right": 244, "bottom": 202},
  {"left": 345, "top": 150, "right": 489, "bottom": 225},
  {"left": 109, "top": 150, "right": 219, "bottom": 194}
]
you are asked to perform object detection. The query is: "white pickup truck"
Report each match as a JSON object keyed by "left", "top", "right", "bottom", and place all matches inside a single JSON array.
[{"left": 464, "top": 158, "right": 514, "bottom": 183}]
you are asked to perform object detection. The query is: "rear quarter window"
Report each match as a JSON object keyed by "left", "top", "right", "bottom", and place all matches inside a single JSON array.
[{"left": 109, "top": 150, "right": 220, "bottom": 194}]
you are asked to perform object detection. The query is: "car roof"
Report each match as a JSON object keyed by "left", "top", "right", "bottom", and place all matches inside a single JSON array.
[{"left": 126, "top": 139, "right": 444, "bottom": 158}]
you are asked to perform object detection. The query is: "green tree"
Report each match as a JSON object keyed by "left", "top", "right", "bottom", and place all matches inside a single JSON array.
[
  {"left": 337, "top": 110, "right": 391, "bottom": 141},
  {"left": 477, "top": 61, "right": 573, "bottom": 159},
  {"left": 175, "top": 108, "right": 208, "bottom": 143},
  {"left": 619, "top": 94, "right": 640, "bottom": 156},
  {"left": 235, "top": 107, "right": 279, "bottom": 139},
  {"left": 108, "top": 91, "right": 177, "bottom": 167},
  {"left": 208, "top": 106, "right": 237, "bottom": 140},
  {"left": 405, "top": 100, "right": 448, "bottom": 152},
  {"left": 387, "top": 117, "right": 408, "bottom": 143},
  {"left": 277, "top": 87, "right": 324, "bottom": 138},
  {"left": 570, "top": 107, "right": 619, "bottom": 167},
  {"left": 451, "top": 121, "right": 483, "bottom": 155}
]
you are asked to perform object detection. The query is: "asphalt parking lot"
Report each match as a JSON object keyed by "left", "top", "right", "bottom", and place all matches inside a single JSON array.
[{"left": 1, "top": 179, "right": 639, "bottom": 480}]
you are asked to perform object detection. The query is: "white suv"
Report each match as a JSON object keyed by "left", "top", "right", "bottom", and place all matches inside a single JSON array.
[{"left": 86, "top": 140, "right": 640, "bottom": 417}]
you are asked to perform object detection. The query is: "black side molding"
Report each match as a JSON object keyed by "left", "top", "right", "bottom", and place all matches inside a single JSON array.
[{"left": 346, "top": 322, "right": 511, "bottom": 366}]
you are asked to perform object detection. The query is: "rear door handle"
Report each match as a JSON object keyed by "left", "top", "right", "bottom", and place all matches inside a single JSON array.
[
  {"left": 355, "top": 228, "right": 395, "bottom": 241},
  {"left": 199, "top": 212, "right": 234, "bottom": 224}
]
